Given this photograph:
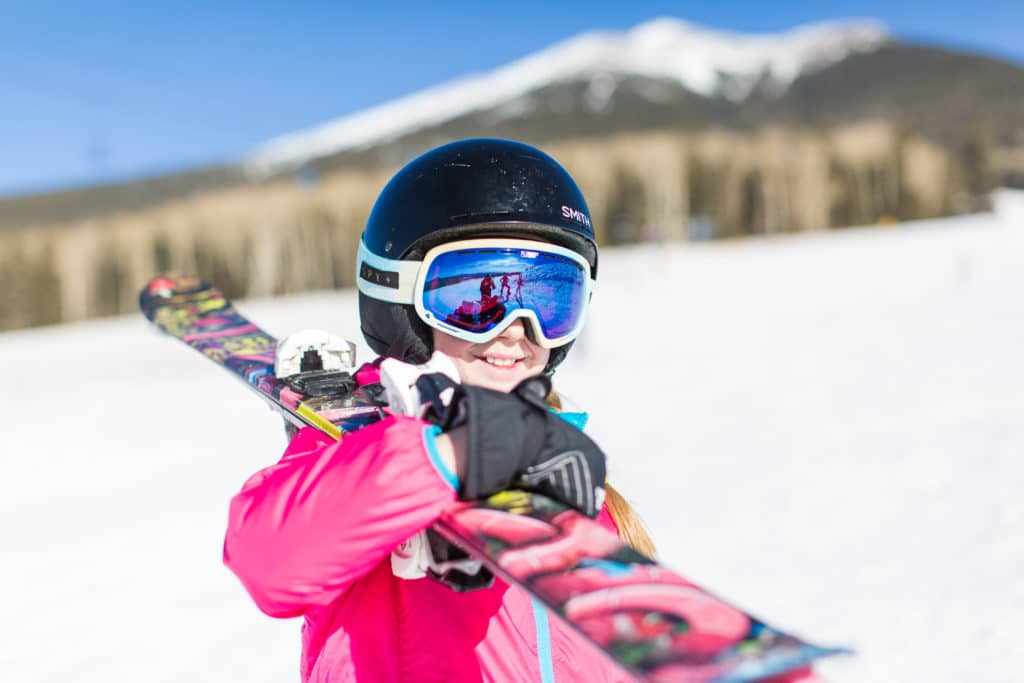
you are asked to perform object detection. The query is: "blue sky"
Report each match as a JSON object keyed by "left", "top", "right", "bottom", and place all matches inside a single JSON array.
[{"left": 2, "top": 0, "right": 1021, "bottom": 197}]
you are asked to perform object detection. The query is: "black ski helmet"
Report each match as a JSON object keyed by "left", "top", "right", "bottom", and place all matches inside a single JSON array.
[{"left": 357, "top": 138, "right": 598, "bottom": 372}]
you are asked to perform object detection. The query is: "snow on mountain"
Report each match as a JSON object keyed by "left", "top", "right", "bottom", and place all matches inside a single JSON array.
[{"left": 244, "top": 18, "right": 888, "bottom": 176}]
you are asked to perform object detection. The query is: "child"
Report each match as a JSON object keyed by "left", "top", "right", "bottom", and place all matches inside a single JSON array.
[{"left": 223, "top": 138, "right": 815, "bottom": 682}]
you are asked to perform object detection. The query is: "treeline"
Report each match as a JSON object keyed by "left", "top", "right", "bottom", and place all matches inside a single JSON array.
[{"left": 0, "top": 124, "right": 990, "bottom": 331}]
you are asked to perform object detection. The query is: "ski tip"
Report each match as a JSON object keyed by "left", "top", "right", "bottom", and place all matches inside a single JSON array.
[
  {"left": 138, "top": 272, "right": 223, "bottom": 321},
  {"left": 139, "top": 273, "right": 205, "bottom": 301}
]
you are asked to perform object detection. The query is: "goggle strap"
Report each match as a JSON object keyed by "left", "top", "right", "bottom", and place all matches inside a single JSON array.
[{"left": 356, "top": 241, "right": 421, "bottom": 304}]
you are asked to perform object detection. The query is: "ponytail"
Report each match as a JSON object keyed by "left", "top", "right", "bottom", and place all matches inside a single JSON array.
[
  {"left": 546, "top": 390, "right": 657, "bottom": 557},
  {"left": 604, "top": 482, "right": 657, "bottom": 557}
]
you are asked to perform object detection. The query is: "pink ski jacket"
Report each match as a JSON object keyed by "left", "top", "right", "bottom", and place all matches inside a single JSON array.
[{"left": 224, "top": 415, "right": 820, "bottom": 683}]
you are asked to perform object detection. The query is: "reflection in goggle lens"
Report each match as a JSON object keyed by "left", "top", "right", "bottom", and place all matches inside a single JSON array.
[{"left": 421, "top": 247, "right": 587, "bottom": 341}]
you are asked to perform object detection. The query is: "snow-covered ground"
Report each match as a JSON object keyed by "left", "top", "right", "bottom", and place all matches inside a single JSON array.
[{"left": 2, "top": 191, "right": 1022, "bottom": 682}]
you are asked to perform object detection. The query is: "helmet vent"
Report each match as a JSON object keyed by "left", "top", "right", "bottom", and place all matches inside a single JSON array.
[{"left": 450, "top": 210, "right": 513, "bottom": 221}]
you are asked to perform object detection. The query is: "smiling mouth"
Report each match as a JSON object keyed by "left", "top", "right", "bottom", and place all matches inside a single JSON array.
[{"left": 478, "top": 356, "right": 522, "bottom": 368}]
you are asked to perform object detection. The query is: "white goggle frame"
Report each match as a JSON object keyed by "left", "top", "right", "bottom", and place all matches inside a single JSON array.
[{"left": 357, "top": 237, "right": 594, "bottom": 348}]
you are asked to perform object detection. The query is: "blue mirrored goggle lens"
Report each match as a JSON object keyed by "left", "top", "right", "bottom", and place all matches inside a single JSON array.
[{"left": 421, "top": 247, "right": 588, "bottom": 340}]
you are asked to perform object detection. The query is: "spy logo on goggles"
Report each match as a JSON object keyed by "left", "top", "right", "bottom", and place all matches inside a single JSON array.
[{"left": 357, "top": 238, "right": 595, "bottom": 348}]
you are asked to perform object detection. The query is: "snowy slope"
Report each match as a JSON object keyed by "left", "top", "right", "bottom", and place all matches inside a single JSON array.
[
  {"left": 1, "top": 191, "right": 1021, "bottom": 683},
  {"left": 245, "top": 18, "right": 887, "bottom": 175}
]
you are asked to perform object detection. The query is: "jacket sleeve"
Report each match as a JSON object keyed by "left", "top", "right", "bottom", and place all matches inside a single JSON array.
[{"left": 223, "top": 415, "right": 458, "bottom": 618}]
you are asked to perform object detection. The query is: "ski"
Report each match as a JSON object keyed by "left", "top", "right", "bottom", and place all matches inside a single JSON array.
[{"left": 140, "top": 272, "right": 848, "bottom": 683}]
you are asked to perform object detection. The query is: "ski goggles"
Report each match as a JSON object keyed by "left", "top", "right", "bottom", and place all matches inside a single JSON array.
[{"left": 357, "top": 238, "right": 594, "bottom": 348}]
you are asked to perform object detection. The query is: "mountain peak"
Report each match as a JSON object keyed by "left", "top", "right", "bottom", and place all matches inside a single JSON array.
[{"left": 245, "top": 18, "right": 889, "bottom": 176}]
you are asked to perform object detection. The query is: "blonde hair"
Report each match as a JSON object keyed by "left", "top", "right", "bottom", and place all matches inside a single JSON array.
[
  {"left": 604, "top": 483, "right": 657, "bottom": 557},
  {"left": 546, "top": 390, "right": 656, "bottom": 557}
]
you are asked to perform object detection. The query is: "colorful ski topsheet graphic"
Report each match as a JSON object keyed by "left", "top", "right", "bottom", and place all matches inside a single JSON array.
[
  {"left": 140, "top": 273, "right": 849, "bottom": 683},
  {"left": 139, "top": 273, "right": 381, "bottom": 438},
  {"left": 437, "top": 493, "right": 842, "bottom": 683}
]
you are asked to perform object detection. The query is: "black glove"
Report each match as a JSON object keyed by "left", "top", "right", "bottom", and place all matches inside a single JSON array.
[{"left": 416, "top": 374, "right": 607, "bottom": 518}]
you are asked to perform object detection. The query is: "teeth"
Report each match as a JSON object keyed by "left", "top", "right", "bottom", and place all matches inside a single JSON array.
[{"left": 485, "top": 357, "right": 517, "bottom": 367}]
